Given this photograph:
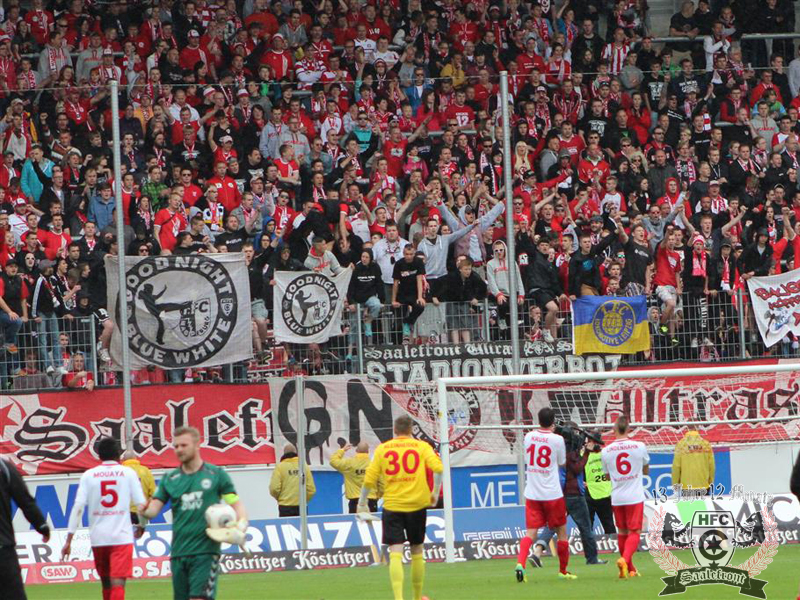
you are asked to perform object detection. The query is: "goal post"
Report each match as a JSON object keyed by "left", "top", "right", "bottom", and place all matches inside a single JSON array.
[{"left": 435, "top": 362, "right": 800, "bottom": 564}]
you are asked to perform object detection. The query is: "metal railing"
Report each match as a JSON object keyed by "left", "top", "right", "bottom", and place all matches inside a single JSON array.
[
  {"left": 343, "top": 291, "right": 752, "bottom": 363},
  {"left": 651, "top": 32, "right": 800, "bottom": 44},
  {"left": 4, "top": 316, "right": 98, "bottom": 391},
  {"left": 4, "top": 286, "right": 775, "bottom": 391}
]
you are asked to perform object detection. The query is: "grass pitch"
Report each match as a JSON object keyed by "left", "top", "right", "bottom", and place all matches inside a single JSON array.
[{"left": 26, "top": 545, "right": 800, "bottom": 600}]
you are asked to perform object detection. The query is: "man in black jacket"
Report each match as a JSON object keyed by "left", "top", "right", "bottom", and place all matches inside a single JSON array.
[
  {"left": 31, "top": 259, "right": 64, "bottom": 376},
  {"left": 347, "top": 248, "right": 385, "bottom": 343},
  {"left": 0, "top": 458, "right": 51, "bottom": 600},
  {"left": 526, "top": 236, "right": 566, "bottom": 343},
  {"left": 442, "top": 257, "right": 487, "bottom": 343},
  {"left": 738, "top": 228, "right": 773, "bottom": 280},
  {"left": 568, "top": 225, "right": 619, "bottom": 298}
]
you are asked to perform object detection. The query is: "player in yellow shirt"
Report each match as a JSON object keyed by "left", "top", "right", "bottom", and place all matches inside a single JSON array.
[
  {"left": 358, "top": 415, "right": 443, "bottom": 600},
  {"left": 329, "top": 442, "right": 380, "bottom": 513}
]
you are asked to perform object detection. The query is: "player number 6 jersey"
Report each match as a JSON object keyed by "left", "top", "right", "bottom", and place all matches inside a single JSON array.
[
  {"left": 600, "top": 439, "right": 650, "bottom": 506},
  {"left": 523, "top": 429, "right": 566, "bottom": 501}
]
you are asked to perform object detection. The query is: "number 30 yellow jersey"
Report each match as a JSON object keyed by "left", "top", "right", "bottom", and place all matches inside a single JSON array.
[{"left": 364, "top": 436, "right": 443, "bottom": 512}]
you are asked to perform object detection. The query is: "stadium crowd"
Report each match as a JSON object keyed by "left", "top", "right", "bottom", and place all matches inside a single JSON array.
[{"left": 0, "top": 0, "right": 796, "bottom": 388}]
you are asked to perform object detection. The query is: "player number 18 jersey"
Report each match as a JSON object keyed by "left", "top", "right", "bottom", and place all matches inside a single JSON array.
[
  {"left": 600, "top": 439, "right": 650, "bottom": 506},
  {"left": 523, "top": 429, "right": 566, "bottom": 501}
]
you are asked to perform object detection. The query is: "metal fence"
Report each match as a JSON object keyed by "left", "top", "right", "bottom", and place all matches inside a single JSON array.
[
  {"left": 344, "top": 291, "right": 754, "bottom": 366},
  {"left": 4, "top": 316, "right": 98, "bottom": 391},
  {"left": 245, "top": 288, "right": 768, "bottom": 378},
  {"left": 4, "top": 287, "right": 777, "bottom": 391}
]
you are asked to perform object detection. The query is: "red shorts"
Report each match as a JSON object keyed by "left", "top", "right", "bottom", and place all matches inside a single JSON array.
[
  {"left": 92, "top": 544, "right": 133, "bottom": 579},
  {"left": 613, "top": 502, "right": 644, "bottom": 532},
  {"left": 525, "top": 497, "right": 567, "bottom": 530}
]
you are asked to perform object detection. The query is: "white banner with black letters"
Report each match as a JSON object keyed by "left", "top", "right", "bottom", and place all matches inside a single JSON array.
[
  {"left": 105, "top": 253, "right": 252, "bottom": 369},
  {"left": 274, "top": 270, "right": 352, "bottom": 344}
]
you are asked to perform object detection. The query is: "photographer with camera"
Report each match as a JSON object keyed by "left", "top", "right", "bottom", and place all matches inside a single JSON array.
[
  {"left": 585, "top": 435, "right": 616, "bottom": 536},
  {"left": 530, "top": 422, "right": 606, "bottom": 567}
]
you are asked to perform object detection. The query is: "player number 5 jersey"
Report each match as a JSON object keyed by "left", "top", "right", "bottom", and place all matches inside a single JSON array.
[
  {"left": 68, "top": 461, "right": 146, "bottom": 547},
  {"left": 523, "top": 429, "right": 566, "bottom": 501},
  {"left": 600, "top": 439, "right": 650, "bottom": 506}
]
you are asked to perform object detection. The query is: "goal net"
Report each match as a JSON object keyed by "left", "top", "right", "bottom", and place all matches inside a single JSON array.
[{"left": 391, "top": 363, "right": 800, "bottom": 563}]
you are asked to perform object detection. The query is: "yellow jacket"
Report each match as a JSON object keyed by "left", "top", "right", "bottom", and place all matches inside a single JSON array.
[
  {"left": 672, "top": 431, "right": 715, "bottom": 490},
  {"left": 270, "top": 456, "right": 316, "bottom": 506},
  {"left": 440, "top": 64, "right": 466, "bottom": 89},
  {"left": 122, "top": 458, "right": 156, "bottom": 512},
  {"left": 329, "top": 449, "right": 380, "bottom": 500}
]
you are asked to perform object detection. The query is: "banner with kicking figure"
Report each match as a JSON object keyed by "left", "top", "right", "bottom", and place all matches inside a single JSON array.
[
  {"left": 273, "top": 270, "right": 352, "bottom": 344},
  {"left": 106, "top": 253, "right": 252, "bottom": 369}
]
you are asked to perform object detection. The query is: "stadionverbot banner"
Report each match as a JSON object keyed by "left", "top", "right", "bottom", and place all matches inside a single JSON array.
[
  {"left": 363, "top": 339, "right": 623, "bottom": 384},
  {"left": 0, "top": 384, "right": 274, "bottom": 475},
  {"left": 105, "top": 253, "right": 252, "bottom": 369},
  {"left": 273, "top": 269, "right": 352, "bottom": 344},
  {"left": 747, "top": 267, "right": 800, "bottom": 347}
]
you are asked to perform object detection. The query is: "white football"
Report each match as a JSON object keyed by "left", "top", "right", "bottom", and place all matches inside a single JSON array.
[{"left": 205, "top": 503, "right": 236, "bottom": 529}]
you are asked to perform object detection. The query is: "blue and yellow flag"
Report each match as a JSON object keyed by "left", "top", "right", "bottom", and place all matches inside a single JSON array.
[{"left": 571, "top": 295, "right": 650, "bottom": 355}]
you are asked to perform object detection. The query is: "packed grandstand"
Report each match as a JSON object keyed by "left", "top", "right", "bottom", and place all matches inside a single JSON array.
[{"left": 0, "top": 0, "right": 796, "bottom": 388}]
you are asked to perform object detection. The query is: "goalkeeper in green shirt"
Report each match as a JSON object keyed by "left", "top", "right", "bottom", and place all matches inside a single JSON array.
[{"left": 140, "top": 426, "right": 248, "bottom": 600}]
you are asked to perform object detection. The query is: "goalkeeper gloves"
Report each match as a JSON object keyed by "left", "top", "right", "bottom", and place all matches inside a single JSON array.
[{"left": 206, "top": 518, "right": 248, "bottom": 546}]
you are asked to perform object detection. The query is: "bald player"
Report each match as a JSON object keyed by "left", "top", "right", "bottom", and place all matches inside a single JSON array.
[{"left": 601, "top": 416, "right": 649, "bottom": 578}]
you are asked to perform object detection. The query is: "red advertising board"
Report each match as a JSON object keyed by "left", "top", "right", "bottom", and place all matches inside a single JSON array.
[
  {"left": 23, "top": 558, "right": 172, "bottom": 585},
  {"left": 0, "top": 384, "right": 274, "bottom": 475}
]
